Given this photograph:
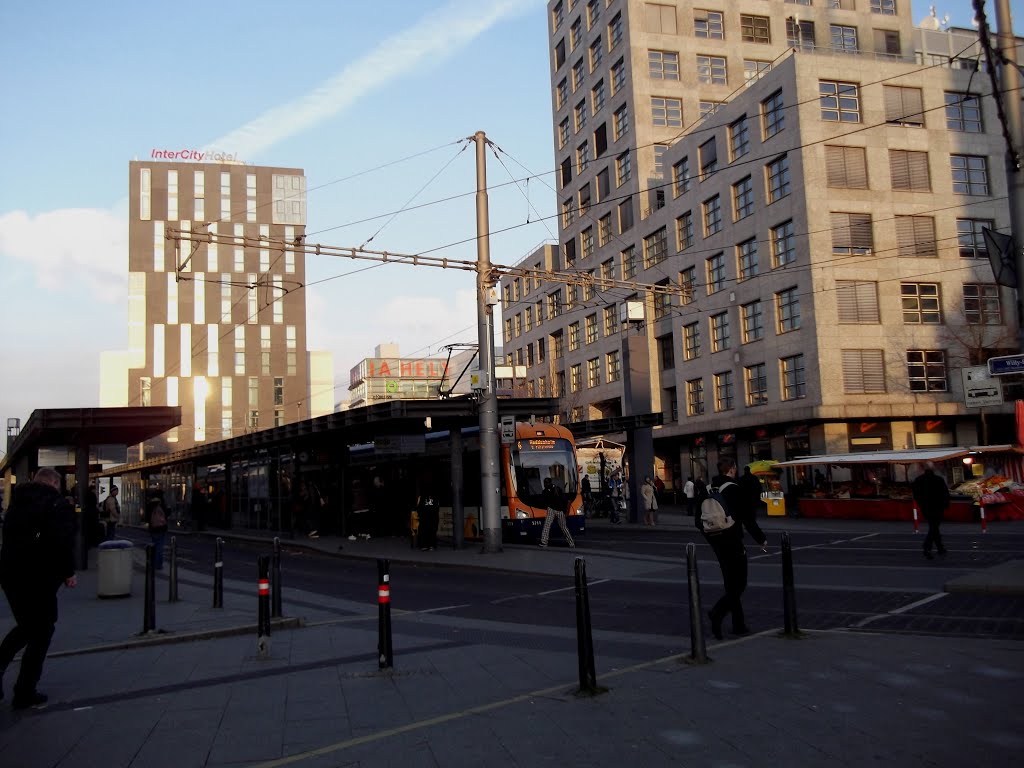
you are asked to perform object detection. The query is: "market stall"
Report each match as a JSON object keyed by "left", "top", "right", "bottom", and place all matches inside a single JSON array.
[{"left": 775, "top": 445, "right": 1024, "bottom": 523}]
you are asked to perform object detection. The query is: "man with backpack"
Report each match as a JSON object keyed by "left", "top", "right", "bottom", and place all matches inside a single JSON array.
[{"left": 699, "top": 457, "right": 768, "bottom": 641}]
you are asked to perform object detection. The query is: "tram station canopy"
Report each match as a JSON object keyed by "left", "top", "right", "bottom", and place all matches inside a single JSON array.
[{"left": 774, "top": 445, "right": 1018, "bottom": 468}]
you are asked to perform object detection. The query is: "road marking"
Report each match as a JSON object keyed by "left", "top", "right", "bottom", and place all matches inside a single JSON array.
[
  {"left": 417, "top": 604, "right": 471, "bottom": 614},
  {"left": 851, "top": 591, "right": 948, "bottom": 628},
  {"left": 537, "top": 578, "right": 609, "bottom": 597}
]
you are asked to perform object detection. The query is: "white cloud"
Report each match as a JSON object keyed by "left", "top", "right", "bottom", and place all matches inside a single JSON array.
[
  {"left": 205, "top": 0, "right": 542, "bottom": 158},
  {"left": 0, "top": 204, "right": 127, "bottom": 302}
]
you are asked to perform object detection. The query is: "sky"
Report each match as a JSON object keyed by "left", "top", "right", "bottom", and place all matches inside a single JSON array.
[{"left": 0, "top": 0, "right": 985, "bottom": 436}]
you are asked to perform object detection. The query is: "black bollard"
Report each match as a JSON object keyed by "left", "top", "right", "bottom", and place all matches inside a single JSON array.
[
  {"left": 271, "top": 537, "right": 283, "bottom": 619},
  {"left": 686, "top": 542, "right": 709, "bottom": 664},
  {"left": 573, "top": 557, "right": 600, "bottom": 694},
  {"left": 781, "top": 532, "right": 802, "bottom": 637},
  {"left": 377, "top": 559, "right": 393, "bottom": 670},
  {"left": 213, "top": 537, "right": 224, "bottom": 608},
  {"left": 257, "top": 554, "right": 271, "bottom": 658},
  {"left": 143, "top": 544, "right": 156, "bottom": 634},
  {"left": 168, "top": 536, "right": 179, "bottom": 603}
]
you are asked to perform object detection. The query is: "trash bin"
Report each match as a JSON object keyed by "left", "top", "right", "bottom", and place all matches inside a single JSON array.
[{"left": 97, "top": 539, "right": 135, "bottom": 598}]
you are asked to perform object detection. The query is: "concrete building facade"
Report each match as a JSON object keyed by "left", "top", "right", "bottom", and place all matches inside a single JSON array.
[{"left": 504, "top": 1, "right": 1018, "bottom": 488}]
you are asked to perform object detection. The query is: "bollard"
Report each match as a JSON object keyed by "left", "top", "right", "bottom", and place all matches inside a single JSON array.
[
  {"left": 573, "top": 557, "right": 601, "bottom": 694},
  {"left": 257, "top": 554, "right": 271, "bottom": 658},
  {"left": 781, "top": 532, "right": 802, "bottom": 638},
  {"left": 980, "top": 505, "right": 987, "bottom": 533},
  {"left": 912, "top": 507, "right": 920, "bottom": 533},
  {"left": 143, "top": 544, "right": 156, "bottom": 634},
  {"left": 168, "top": 536, "right": 179, "bottom": 603},
  {"left": 685, "top": 543, "right": 709, "bottom": 664},
  {"left": 213, "top": 537, "right": 224, "bottom": 608},
  {"left": 377, "top": 559, "right": 393, "bottom": 670},
  {"left": 271, "top": 537, "right": 283, "bottom": 619}
]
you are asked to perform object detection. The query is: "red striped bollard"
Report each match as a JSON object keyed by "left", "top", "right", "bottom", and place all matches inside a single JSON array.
[
  {"left": 980, "top": 505, "right": 987, "bottom": 533},
  {"left": 912, "top": 507, "right": 920, "bottom": 533},
  {"left": 257, "top": 555, "right": 271, "bottom": 658},
  {"left": 377, "top": 559, "right": 393, "bottom": 669}
]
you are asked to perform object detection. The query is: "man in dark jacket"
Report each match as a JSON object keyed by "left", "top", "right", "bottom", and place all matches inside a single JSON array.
[
  {"left": 0, "top": 468, "right": 77, "bottom": 709},
  {"left": 912, "top": 462, "right": 950, "bottom": 559},
  {"left": 702, "top": 457, "right": 768, "bottom": 640}
]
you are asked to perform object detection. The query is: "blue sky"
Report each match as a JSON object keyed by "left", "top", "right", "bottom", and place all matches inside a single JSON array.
[{"left": 0, "top": 0, "right": 983, "bottom": 432}]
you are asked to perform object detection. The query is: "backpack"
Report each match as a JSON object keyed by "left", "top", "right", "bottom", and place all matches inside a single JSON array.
[
  {"left": 150, "top": 503, "right": 167, "bottom": 528},
  {"left": 700, "top": 481, "right": 737, "bottom": 534}
]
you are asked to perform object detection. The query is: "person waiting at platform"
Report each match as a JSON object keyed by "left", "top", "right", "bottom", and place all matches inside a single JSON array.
[{"left": 539, "top": 477, "right": 574, "bottom": 548}]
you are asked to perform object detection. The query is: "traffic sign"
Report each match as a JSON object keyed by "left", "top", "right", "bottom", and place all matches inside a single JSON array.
[
  {"left": 988, "top": 354, "right": 1024, "bottom": 376},
  {"left": 500, "top": 415, "right": 516, "bottom": 445},
  {"left": 962, "top": 366, "right": 1003, "bottom": 408}
]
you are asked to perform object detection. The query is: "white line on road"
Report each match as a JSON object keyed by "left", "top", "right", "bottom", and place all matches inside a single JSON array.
[
  {"left": 417, "top": 604, "right": 471, "bottom": 614},
  {"left": 851, "top": 591, "right": 948, "bottom": 628},
  {"left": 537, "top": 578, "right": 610, "bottom": 597}
]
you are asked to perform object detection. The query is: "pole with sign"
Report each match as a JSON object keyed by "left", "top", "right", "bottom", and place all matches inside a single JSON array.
[{"left": 500, "top": 415, "right": 515, "bottom": 445}]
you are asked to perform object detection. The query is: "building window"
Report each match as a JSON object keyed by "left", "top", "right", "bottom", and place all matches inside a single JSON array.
[
  {"left": 820, "top": 81, "right": 861, "bottom": 122},
  {"left": 611, "top": 57, "right": 626, "bottom": 92},
  {"left": 745, "top": 59, "right": 772, "bottom": 84},
  {"left": 591, "top": 79, "right": 606, "bottom": 113},
  {"left": 771, "top": 220, "right": 796, "bottom": 268},
  {"left": 843, "top": 349, "right": 886, "bottom": 394},
  {"left": 658, "top": 334, "right": 675, "bottom": 370},
  {"left": 836, "top": 281, "right": 880, "bottom": 323},
  {"left": 699, "top": 138, "right": 718, "bottom": 179},
  {"left": 781, "top": 354, "right": 806, "bottom": 400},
  {"left": 871, "top": 0, "right": 896, "bottom": 14},
  {"left": 737, "top": 238, "right": 759, "bottom": 279},
  {"left": 884, "top": 86, "right": 924, "bottom": 126},
  {"left": 575, "top": 101, "right": 588, "bottom": 133},
  {"left": 890, "top": 150, "right": 931, "bottom": 191},
  {"left": 957, "top": 219, "right": 993, "bottom": 258},
  {"left": 570, "top": 363, "right": 582, "bottom": 393},
  {"left": 761, "top": 90, "right": 784, "bottom": 139},
  {"left": 572, "top": 58, "right": 586, "bottom": 91},
  {"left": 733, "top": 177, "right": 754, "bottom": 220},
  {"left": 766, "top": 155, "right": 791, "bottom": 202},
  {"left": 613, "top": 104, "right": 630, "bottom": 139},
  {"left": 653, "top": 144, "right": 670, "bottom": 179},
  {"left": 900, "top": 283, "right": 942, "bottom": 324},
  {"left": 621, "top": 245, "right": 637, "bottom": 279},
  {"left": 741, "top": 14, "right": 770, "bottom": 44},
  {"left": 568, "top": 321, "right": 581, "bottom": 351},
  {"left": 786, "top": 18, "right": 815, "bottom": 49},
  {"left": 589, "top": 36, "right": 603, "bottom": 71},
  {"left": 710, "top": 311, "right": 730, "bottom": 352},
  {"left": 680, "top": 266, "right": 696, "bottom": 304},
  {"left": 556, "top": 78, "right": 568, "bottom": 109},
  {"left": 694, "top": 9, "right": 724, "bottom": 39},
  {"left": 653, "top": 282, "right": 671, "bottom": 319},
  {"left": 831, "top": 212, "right": 873, "bottom": 254},
  {"left": 561, "top": 198, "right": 574, "bottom": 228},
  {"left": 547, "top": 290, "right": 562, "bottom": 318},
  {"left": 706, "top": 252, "right": 725, "bottom": 293},
  {"left": 895, "top": 216, "right": 937, "bottom": 257},
  {"left": 696, "top": 54, "right": 727, "bottom": 85},
  {"left": 606, "top": 349, "right": 621, "bottom": 382},
  {"left": 700, "top": 101, "right": 727, "bottom": 120},
  {"left": 741, "top": 299, "right": 763, "bottom": 342},
  {"left": 596, "top": 166, "right": 609, "bottom": 199},
  {"left": 604, "top": 304, "right": 617, "bottom": 335},
  {"left": 951, "top": 155, "right": 989, "bottom": 195},
  {"left": 608, "top": 11, "right": 623, "bottom": 48},
  {"left": 581, "top": 227, "right": 594, "bottom": 258},
  {"left": 559, "top": 118, "right": 570, "bottom": 148},
  {"left": 619, "top": 197, "right": 634, "bottom": 232},
  {"left": 587, "top": 0, "right": 600, "bottom": 28},
  {"left": 945, "top": 92, "right": 982, "bottom": 132},
  {"left": 745, "top": 363, "right": 768, "bottom": 406},
  {"left": 830, "top": 24, "right": 859, "bottom": 53},
  {"left": 651, "top": 97, "right": 683, "bottom": 127},
  {"left": 587, "top": 357, "right": 601, "bottom": 388},
  {"left": 649, "top": 50, "right": 680, "bottom": 80},
  {"left": 776, "top": 287, "right": 801, "bottom": 332},
  {"left": 672, "top": 157, "right": 691, "bottom": 196},
  {"left": 964, "top": 284, "right": 1001, "bottom": 325},
  {"left": 714, "top": 371, "right": 735, "bottom": 412},
  {"left": 676, "top": 211, "right": 694, "bottom": 251},
  {"left": 686, "top": 378, "right": 705, "bottom": 416},
  {"left": 729, "top": 117, "right": 750, "bottom": 160},
  {"left": 643, "top": 227, "right": 669, "bottom": 269},
  {"left": 598, "top": 214, "right": 612, "bottom": 246},
  {"left": 907, "top": 350, "right": 947, "bottom": 392},
  {"left": 616, "top": 151, "right": 632, "bottom": 185},
  {"left": 825, "top": 146, "right": 868, "bottom": 189},
  {"left": 684, "top": 322, "right": 701, "bottom": 360},
  {"left": 585, "top": 313, "right": 599, "bottom": 344},
  {"left": 552, "top": 1, "right": 564, "bottom": 29},
  {"left": 703, "top": 195, "right": 722, "bottom": 236}
]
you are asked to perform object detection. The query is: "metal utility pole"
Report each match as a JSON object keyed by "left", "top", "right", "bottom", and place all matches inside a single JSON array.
[
  {"left": 473, "top": 131, "right": 502, "bottom": 554},
  {"left": 993, "top": 0, "right": 1024, "bottom": 350}
]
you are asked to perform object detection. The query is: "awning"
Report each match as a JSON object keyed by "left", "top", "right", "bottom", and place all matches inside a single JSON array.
[{"left": 775, "top": 445, "right": 1017, "bottom": 468}]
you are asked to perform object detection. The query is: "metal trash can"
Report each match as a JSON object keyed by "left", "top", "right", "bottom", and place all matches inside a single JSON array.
[{"left": 97, "top": 539, "right": 135, "bottom": 598}]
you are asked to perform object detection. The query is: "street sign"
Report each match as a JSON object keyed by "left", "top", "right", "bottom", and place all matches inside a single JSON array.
[
  {"left": 500, "top": 415, "right": 516, "bottom": 445},
  {"left": 962, "top": 366, "right": 1003, "bottom": 408},
  {"left": 988, "top": 354, "right": 1024, "bottom": 376}
]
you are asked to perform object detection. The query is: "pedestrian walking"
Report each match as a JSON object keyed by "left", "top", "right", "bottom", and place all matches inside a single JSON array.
[
  {"left": 299, "top": 479, "right": 324, "bottom": 540},
  {"left": 683, "top": 477, "right": 696, "bottom": 516},
  {"left": 0, "top": 468, "right": 77, "bottom": 710},
  {"left": 640, "top": 476, "right": 658, "bottom": 526},
  {"left": 145, "top": 492, "right": 169, "bottom": 570},
  {"left": 700, "top": 457, "right": 768, "bottom": 640},
  {"left": 416, "top": 491, "right": 439, "bottom": 551},
  {"left": 539, "top": 477, "right": 575, "bottom": 548},
  {"left": 913, "top": 462, "right": 950, "bottom": 560},
  {"left": 101, "top": 484, "right": 120, "bottom": 540},
  {"left": 581, "top": 475, "right": 593, "bottom": 516},
  {"left": 740, "top": 466, "right": 764, "bottom": 512}
]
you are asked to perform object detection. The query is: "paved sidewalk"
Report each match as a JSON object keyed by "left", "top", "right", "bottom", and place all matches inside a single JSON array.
[{"left": 0, "top": 512, "right": 1021, "bottom": 766}]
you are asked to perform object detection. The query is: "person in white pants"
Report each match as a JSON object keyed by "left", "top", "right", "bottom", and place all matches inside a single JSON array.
[{"left": 539, "top": 477, "right": 575, "bottom": 548}]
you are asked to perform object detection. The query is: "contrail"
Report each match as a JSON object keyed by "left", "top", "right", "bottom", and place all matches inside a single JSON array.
[{"left": 204, "top": 0, "right": 542, "bottom": 158}]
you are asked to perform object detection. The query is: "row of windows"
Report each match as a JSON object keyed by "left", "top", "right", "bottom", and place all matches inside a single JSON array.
[
  {"left": 139, "top": 169, "right": 306, "bottom": 225},
  {"left": 683, "top": 355, "right": 807, "bottom": 416},
  {"left": 149, "top": 323, "right": 299, "bottom": 379},
  {"left": 502, "top": 349, "right": 623, "bottom": 395},
  {"left": 825, "top": 146, "right": 990, "bottom": 194}
]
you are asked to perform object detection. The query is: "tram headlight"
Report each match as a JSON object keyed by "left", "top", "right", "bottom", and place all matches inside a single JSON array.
[{"left": 516, "top": 510, "right": 529, "bottom": 519}]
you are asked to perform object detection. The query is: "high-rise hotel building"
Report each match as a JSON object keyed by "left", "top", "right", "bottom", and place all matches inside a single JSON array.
[
  {"left": 102, "top": 158, "right": 334, "bottom": 456},
  {"left": 502, "top": 1, "right": 1019, "bottom": 485}
]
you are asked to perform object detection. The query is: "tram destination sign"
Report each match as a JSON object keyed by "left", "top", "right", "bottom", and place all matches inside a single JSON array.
[{"left": 988, "top": 354, "right": 1024, "bottom": 376}]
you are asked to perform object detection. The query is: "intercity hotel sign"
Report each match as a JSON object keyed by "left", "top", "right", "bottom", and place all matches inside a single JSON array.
[{"left": 149, "top": 148, "right": 246, "bottom": 163}]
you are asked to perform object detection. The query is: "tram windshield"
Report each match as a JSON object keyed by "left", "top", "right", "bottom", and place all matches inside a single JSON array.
[{"left": 510, "top": 437, "right": 578, "bottom": 509}]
